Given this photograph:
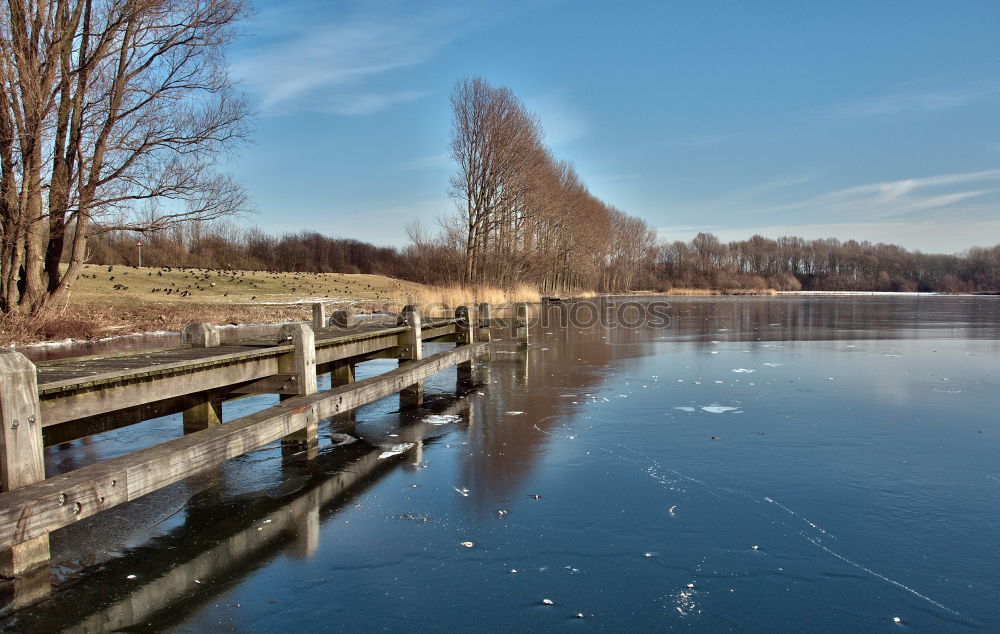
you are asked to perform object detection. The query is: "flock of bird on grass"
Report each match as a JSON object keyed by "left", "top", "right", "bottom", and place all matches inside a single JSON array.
[{"left": 78, "top": 265, "right": 406, "bottom": 303}]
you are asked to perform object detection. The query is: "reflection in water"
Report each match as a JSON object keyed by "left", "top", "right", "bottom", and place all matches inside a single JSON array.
[
  {"left": 3, "top": 397, "right": 476, "bottom": 631},
  {"left": 2, "top": 297, "right": 999, "bottom": 631}
]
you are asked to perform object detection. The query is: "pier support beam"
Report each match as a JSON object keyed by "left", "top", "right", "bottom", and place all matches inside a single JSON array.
[
  {"left": 514, "top": 302, "right": 529, "bottom": 347},
  {"left": 278, "top": 324, "right": 318, "bottom": 455},
  {"left": 182, "top": 323, "right": 223, "bottom": 433},
  {"left": 398, "top": 306, "right": 423, "bottom": 408},
  {"left": 455, "top": 306, "right": 474, "bottom": 390},
  {"left": 183, "top": 398, "right": 222, "bottom": 434},
  {"left": 332, "top": 362, "right": 355, "bottom": 387},
  {"left": 0, "top": 352, "right": 49, "bottom": 577},
  {"left": 330, "top": 362, "right": 356, "bottom": 422},
  {"left": 478, "top": 303, "right": 491, "bottom": 355}
]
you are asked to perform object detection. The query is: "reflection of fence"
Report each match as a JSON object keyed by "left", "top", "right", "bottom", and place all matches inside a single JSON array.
[
  {"left": 9, "top": 398, "right": 474, "bottom": 631},
  {"left": 0, "top": 302, "right": 524, "bottom": 583}
]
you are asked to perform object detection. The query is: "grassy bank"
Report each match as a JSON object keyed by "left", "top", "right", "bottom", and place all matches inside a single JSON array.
[
  {"left": 1, "top": 265, "right": 780, "bottom": 346},
  {"left": 1, "top": 266, "right": 543, "bottom": 346}
]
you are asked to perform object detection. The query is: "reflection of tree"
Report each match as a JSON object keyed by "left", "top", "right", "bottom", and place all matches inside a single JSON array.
[
  {"left": 459, "top": 303, "right": 657, "bottom": 513},
  {"left": 457, "top": 297, "right": 1000, "bottom": 511}
]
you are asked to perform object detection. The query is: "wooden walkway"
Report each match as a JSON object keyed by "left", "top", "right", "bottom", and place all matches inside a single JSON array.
[
  {"left": 0, "top": 302, "right": 527, "bottom": 586},
  {"left": 36, "top": 315, "right": 461, "bottom": 444}
]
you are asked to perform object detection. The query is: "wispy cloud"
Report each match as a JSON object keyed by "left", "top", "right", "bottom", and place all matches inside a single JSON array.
[
  {"left": 824, "top": 83, "right": 999, "bottom": 119},
  {"left": 716, "top": 176, "right": 816, "bottom": 204},
  {"left": 232, "top": 3, "right": 464, "bottom": 115},
  {"left": 751, "top": 168, "right": 1000, "bottom": 220}
]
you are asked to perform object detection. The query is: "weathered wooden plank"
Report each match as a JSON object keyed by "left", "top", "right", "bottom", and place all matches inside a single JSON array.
[
  {"left": 278, "top": 324, "right": 318, "bottom": 452},
  {"left": 313, "top": 332, "right": 401, "bottom": 367},
  {"left": 0, "top": 343, "right": 486, "bottom": 551},
  {"left": 39, "top": 355, "right": 282, "bottom": 426},
  {"left": 225, "top": 374, "right": 298, "bottom": 395},
  {"left": 36, "top": 346, "right": 288, "bottom": 392},
  {"left": 42, "top": 391, "right": 232, "bottom": 446},
  {"left": 0, "top": 352, "right": 49, "bottom": 575},
  {"left": 398, "top": 306, "right": 423, "bottom": 408},
  {"left": 35, "top": 318, "right": 459, "bottom": 429}
]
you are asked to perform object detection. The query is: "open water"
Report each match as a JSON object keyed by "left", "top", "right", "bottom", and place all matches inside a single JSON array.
[{"left": 2, "top": 296, "right": 999, "bottom": 632}]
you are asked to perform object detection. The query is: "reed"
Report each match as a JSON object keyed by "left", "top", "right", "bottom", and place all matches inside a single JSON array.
[{"left": 409, "top": 284, "right": 542, "bottom": 316}]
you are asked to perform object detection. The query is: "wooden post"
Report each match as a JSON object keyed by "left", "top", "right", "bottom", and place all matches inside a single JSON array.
[
  {"left": 182, "top": 323, "right": 222, "bottom": 433},
  {"left": 398, "top": 305, "right": 423, "bottom": 408},
  {"left": 181, "top": 322, "right": 219, "bottom": 348},
  {"left": 278, "top": 324, "right": 318, "bottom": 454},
  {"left": 183, "top": 398, "right": 222, "bottom": 434},
  {"left": 330, "top": 309, "right": 354, "bottom": 328},
  {"left": 477, "top": 303, "right": 491, "bottom": 361},
  {"left": 331, "top": 362, "right": 355, "bottom": 387},
  {"left": 331, "top": 362, "right": 356, "bottom": 422},
  {"left": 0, "top": 352, "right": 49, "bottom": 576},
  {"left": 312, "top": 303, "right": 326, "bottom": 330},
  {"left": 514, "top": 302, "right": 529, "bottom": 347},
  {"left": 455, "top": 306, "right": 474, "bottom": 389}
]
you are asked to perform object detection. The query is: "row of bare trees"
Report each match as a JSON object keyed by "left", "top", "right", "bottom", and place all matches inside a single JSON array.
[
  {"left": 86, "top": 221, "right": 1000, "bottom": 293},
  {"left": 656, "top": 233, "right": 1000, "bottom": 292},
  {"left": 438, "top": 76, "right": 656, "bottom": 293},
  {"left": 87, "top": 222, "right": 411, "bottom": 276},
  {"left": 0, "top": 0, "right": 250, "bottom": 315}
]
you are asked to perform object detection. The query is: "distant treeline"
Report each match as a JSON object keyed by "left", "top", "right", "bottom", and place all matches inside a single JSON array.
[
  {"left": 87, "top": 222, "right": 411, "bottom": 277},
  {"left": 657, "top": 233, "right": 1000, "bottom": 293},
  {"left": 85, "top": 222, "right": 999, "bottom": 293}
]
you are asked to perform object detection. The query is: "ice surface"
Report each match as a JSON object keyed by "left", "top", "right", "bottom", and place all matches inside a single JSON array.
[
  {"left": 701, "top": 405, "right": 738, "bottom": 413},
  {"left": 378, "top": 443, "right": 415, "bottom": 459},
  {"left": 423, "top": 414, "right": 462, "bottom": 425}
]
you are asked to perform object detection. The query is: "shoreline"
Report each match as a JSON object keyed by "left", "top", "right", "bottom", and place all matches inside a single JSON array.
[{"left": 9, "top": 290, "right": 995, "bottom": 352}]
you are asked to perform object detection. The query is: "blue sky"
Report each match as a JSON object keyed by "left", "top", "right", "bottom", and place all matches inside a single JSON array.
[{"left": 227, "top": 0, "right": 1000, "bottom": 254}]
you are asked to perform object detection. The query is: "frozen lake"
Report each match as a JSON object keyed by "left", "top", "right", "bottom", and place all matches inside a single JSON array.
[{"left": 3, "top": 296, "right": 999, "bottom": 632}]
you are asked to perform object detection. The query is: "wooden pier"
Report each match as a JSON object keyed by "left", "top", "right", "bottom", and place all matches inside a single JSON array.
[{"left": 0, "top": 302, "right": 531, "bottom": 583}]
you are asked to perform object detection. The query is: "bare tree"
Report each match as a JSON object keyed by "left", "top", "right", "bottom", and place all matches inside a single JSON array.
[
  {"left": 0, "top": 0, "right": 251, "bottom": 314},
  {"left": 449, "top": 76, "right": 542, "bottom": 286}
]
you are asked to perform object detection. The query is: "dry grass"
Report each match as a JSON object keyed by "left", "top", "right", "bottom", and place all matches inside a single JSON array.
[
  {"left": 68, "top": 264, "right": 426, "bottom": 306},
  {"left": 1, "top": 268, "right": 554, "bottom": 346},
  {"left": 661, "top": 288, "right": 722, "bottom": 296},
  {"left": 657, "top": 287, "right": 777, "bottom": 296},
  {"left": 412, "top": 284, "right": 542, "bottom": 317},
  {"left": 0, "top": 302, "right": 316, "bottom": 346},
  {"left": 724, "top": 288, "right": 777, "bottom": 296}
]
